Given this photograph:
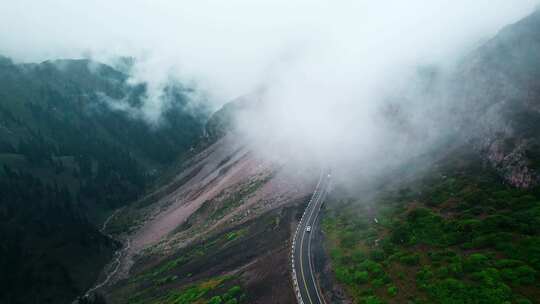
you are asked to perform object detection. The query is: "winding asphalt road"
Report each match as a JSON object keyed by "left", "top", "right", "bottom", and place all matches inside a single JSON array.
[{"left": 292, "top": 171, "right": 330, "bottom": 304}]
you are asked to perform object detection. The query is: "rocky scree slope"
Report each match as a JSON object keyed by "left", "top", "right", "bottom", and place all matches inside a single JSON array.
[{"left": 103, "top": 100, "right": 317, "bottom": 304}]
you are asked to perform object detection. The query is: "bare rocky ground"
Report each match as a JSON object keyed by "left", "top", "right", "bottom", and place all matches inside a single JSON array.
[{"left": 98, "top": 134, "right": 318, "bottom": 303}]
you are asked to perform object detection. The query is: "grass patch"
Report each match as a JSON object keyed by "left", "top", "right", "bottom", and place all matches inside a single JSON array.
[{"left": 127, "top": 275, "right": 248, "bottom": 304}]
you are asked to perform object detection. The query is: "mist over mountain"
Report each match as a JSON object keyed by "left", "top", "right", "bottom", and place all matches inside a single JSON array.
[
  {"left": 0, "top": 57, "right": 207, "bottom": 303},
  {"left": 2, "top": 2, "right": 540, "bottom": 304}
]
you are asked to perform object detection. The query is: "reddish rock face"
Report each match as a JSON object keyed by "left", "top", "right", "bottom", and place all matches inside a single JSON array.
[
  {"left": 110, "top": 133, "right": 315, "bottom": 284},
  {"left": 484, "top": 138, "right": 538, "bottom": 189}
]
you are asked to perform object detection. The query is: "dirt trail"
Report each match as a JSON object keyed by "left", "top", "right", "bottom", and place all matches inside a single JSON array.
[{"left": 76, "top": 209, "right": 125, "bottom": 301}]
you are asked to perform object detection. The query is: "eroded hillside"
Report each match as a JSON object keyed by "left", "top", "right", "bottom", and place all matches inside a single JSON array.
[{"left": 102, "top": 133, "right": 317, "bottom": 303}]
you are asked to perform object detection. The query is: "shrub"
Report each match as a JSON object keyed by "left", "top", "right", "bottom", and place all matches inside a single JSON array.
[
  {"left": 470, "top": 206, "right": 484, "bottom": 215},
  {"left": 448, "top": 262, "right": 464, "bottom": 277},
  {"left": 381, "top": 239, "right": 397, "bottom": 255},
  {"left": 330, "top": 248, "right": 345, "bottom": 264},
  {"left": 460, "top": 242, "right": 473, "bottom": 249},
  {"left": 463, "top": 253, "right": 489, "bottom": 273},
  {"left": 475, "top": 283, "right": 512, "bottom": 303},
  {"left": 513, "top": 207, "right": 540, "bottom": 234},
  {"left": 208, "top": 296, "right": 223, "bottom": 304},
  {"left": 428, "top": 250, "right": 457, "bottom": 263},
  {"left": 512, "top": 195, "right": 537, "bottom": 210},
  {"left": 480, "top": 215, "right": 515, "bottom": 233},
  {"left": 426, "top": 275, "right": 512, "bottom": 303},
  {"left": 500, "top": 268, "right": 518, "bottom": 283},
  {"left": 351, "top": 250, "right": 366, "bottom": 263},
  {"left": 371, "top": 278, "right": 385, "bottom": 288},
  {"left": 471, "top": 232, "right": 513, "bottom": 249},
  {"left": 335, "top": 266, "right": 353, "bottom": 284},
  {"left": 515, "top": 265, "right": 537, "bottom": 284},
  {"left": 400, "top": 253, "right": 420, "bottom": 266},
  {"left": 363, "top": 295, "right": 384, "bottom": 304},
  {"left": 370, "top": 249, "right": 385, "bottom": 262},
  {"left": 360, "top": 287, "right": 375, "bottom": 296},
  {"left": 405, "top": 208, "right": 450, "bottom": 246},
  {"left": 354, "top": 271, "right": 369, "bottom": 284},
  {"left": 435, "top": 266, "right": 449, "bottom": 278},
  {"left": 416, "top": 266, "right": 434, "bottom": 290},
  {"left": 469, "top": 268, "right": 500, "bottom": 286},
  {"left": 360, "top": 260, "right": 384, "bottom": 276},
  {"left": 502, "top": 265, "right": 536, "bottom": 285},
  {"left": 510, "top": 237, "right": 540, "bottom": 269},
  {"left": 408, "top": 208, "right": 433, "bottom": 222},
  {"left": 493, "top": 259, "right": 524, "bottom": 268},
  {"left": 493, "top": 190, "right": 513, "bottom": 201},
  {"left": 390, "top": 224, "right": 411, "bottom": 245},
  {"left": 387, "top": 285, "right": 398, "bottom": 297},
  {"left": 341, "top": 231, "right": 361, "bottom": 248},
  {"left": 429, "top": 278, "right": 466, "bottom": 301},
  {"left": 155, "top": 275, "right": 178, "bottom": 285},
  {"left": 456, "top": 218, "right": 481, "bottom": 233},
  {"left": 223, "top": 286, "right": 242, "bottom": 300}
]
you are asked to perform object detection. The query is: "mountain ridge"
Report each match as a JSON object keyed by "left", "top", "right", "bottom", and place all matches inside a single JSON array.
[{"left": 0, "top": 56, "right": 208, "bottom": 304}]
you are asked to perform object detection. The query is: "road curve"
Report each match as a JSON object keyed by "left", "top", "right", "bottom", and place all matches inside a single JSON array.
[{"left": 291, "top": 171, "right": 330, "bottom": 304}]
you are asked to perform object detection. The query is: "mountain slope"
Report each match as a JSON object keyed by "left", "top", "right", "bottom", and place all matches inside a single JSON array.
[
  {"left": 100, "top": 9, "right": 540, "bottom": 304},
  {"left": 452, "top": 9, "right": 540, "bottom": 188},
  {"left": 102, "top": 116, "right": 316, "bottom": 303},
  {"left": 0, "top": 57, "right": 207, "bottom": 304},
  {"left": 320, "top": 9, "right": 540, "bottom": 304}
]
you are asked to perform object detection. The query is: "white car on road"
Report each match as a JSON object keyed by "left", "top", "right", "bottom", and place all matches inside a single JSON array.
[{"left": 306, "top": 225, "right": 311, "bottom": 232}]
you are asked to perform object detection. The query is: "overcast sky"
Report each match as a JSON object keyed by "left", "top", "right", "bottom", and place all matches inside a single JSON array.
[
  {"left": 1, "top": 0, "right": 539, "bottom": 177},
  {"left": 0, "top": 1, "right": 537, "bottom": 104}
]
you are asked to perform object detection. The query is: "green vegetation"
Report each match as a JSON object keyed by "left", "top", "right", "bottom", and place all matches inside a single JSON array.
[
  {"left": 127, "top": 275, "right": 248, "bottom": 304},
  {"left": 225, "top": 228, "right": 247, "bottom": 242},
  {"left": 323, "top": 149, "right": 540, "bottom": 303},
  {"left": 0, "top": 57, "right": 207, "bottom": 304},
  {"left": 130, "top": 226, "right": 249, "bottom": 285},
  {"left": 113, "top": 203, "right": 295, "bottom": 304}
]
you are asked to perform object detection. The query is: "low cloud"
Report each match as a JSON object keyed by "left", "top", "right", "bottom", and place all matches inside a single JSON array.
[{"left": 1, "top": 0, "right": 538, "bottom": 178}]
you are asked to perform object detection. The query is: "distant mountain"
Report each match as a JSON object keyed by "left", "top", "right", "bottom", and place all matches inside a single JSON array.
[
  {"left": 0, "top": 57, "right": 208, "bottom": 304},
  {"left": 451, "top": 9, "right": 540, "bottom": 188},
  {"left": 321, "top": 9, "right": 540, "bottom": 304}
]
